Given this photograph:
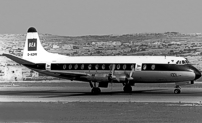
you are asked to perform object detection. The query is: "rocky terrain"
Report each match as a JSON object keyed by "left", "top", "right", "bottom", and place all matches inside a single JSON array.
[{"left": 0, "top": 32, "right": 202, "bottom": 81}]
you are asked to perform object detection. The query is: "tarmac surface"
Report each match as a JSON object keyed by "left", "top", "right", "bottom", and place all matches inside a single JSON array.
[
  {"left": 0, "top": 82, "right": 202, "bottom": 103},
  {"left": 1, "top": 82, "right": 202, "bottom": 122}
]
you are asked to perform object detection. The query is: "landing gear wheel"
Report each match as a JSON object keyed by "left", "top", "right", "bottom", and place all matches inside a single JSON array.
[
  {"left": 91, "top": 87, "right": 101, "bottom": 94},
  {"left": 174, "top": 89, "right": 181, "bottom": 94},
  {"left": 123, "top": 85, "right": 132, "bottom": 93}
]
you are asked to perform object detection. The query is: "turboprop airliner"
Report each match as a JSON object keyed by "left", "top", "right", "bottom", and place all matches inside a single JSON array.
[{"left": 3, "top": 27, "right": 202, "bottom": 94}]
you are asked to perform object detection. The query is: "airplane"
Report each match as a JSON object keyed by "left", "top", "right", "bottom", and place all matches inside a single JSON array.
[{"left": 3, "top": 27, "right": 201, "bottom": 94}]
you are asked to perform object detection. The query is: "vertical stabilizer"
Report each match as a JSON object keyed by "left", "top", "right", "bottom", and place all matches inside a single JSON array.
[{"left": 23, "top": 27, "right": 49, "bottom": 63}]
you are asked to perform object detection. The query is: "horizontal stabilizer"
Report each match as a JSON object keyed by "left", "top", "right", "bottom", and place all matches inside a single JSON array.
[{"left": 3, "top": 53, "right": 35, "bottom": 65}]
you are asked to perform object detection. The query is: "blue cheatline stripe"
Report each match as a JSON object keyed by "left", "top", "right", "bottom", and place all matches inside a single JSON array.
[
  {"left": 51, "top": 63, "right": 136, "bottom": 71},
  {"left": 24, "top": 63, "right": 46, "bottom": 70},
  {"left": 23, "top": 63, "right": 192, "bottom": 72},
  {"left": 141, "top": 64, "right": 191, "bottom": 71}
]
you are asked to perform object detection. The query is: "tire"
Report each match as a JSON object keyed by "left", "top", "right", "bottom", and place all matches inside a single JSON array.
[
  {"left": 123, "top": 85, "right": 132, "bottom": 93},
  {"left": 91, "top": 87, "right": 101, "bottom": 94},
  {"left": 174, "top": 89, "right": 181, "bottom": 94}
]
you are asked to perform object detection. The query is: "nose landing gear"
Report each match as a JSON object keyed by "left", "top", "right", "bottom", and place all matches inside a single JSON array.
[
  {"left": 91, "top": 87, "right": 101, "bottom": 94},
  {"left": 174, "top": 85, "right": 181, "bottom": 94},
  {"left": 122, "top": 78, "right": 134, "bottom": 93}
]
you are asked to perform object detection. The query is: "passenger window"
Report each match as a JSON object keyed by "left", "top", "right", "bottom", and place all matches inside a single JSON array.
[
  {"left": 95, "top": 64, "right": 99, "bottom": 70},
  {"left": 63, "top": 64, "right": 66, "bottom": 69},
  {"left": 81, "top": 64, "right": 84, "bottom": 69},
  {"left": 88, "top": 64, "right": 92, "bottom": 70},
  {"left": 102, "top": 64, "right": 105, "bottom": 70},
  {"left": 117, "top": 64, "right": 120, "bottom": 70},
  {"left": 143, "top": 64, "right": 147, "bottom": 70},
  {"left": 151, "top": 65, "right": 155, "bottom": 70},
  {"left": 176, "top": 61, "right": 179, "bottom": 64},
  {"left": 74, "top": 64, "right": 78, "bottom": 69},
  {"left": 123, "top": 64, "right": 126, "bottom": 70},
  {"left": 69, "top": 64, "right": 72, "bottom": 69}
]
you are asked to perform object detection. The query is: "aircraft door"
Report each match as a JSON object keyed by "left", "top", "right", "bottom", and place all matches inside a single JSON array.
[
  {"left": 46, "top": 63, "right": 51, "bottom": 70},
  {"left": 135, "top": 63, "right": 142, "bottom": 71}
]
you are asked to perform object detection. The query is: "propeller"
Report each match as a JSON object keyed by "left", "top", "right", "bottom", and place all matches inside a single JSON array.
[{"left": 123, "top": 66, "right": 134, "bottom": 85}]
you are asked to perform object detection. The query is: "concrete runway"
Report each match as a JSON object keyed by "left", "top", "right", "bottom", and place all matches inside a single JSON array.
[{"left": 1, "top": 82, "right": 202, "bottom": 103}]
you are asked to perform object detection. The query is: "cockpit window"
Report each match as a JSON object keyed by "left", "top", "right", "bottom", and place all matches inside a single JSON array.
[
  {"left": 182, "top": 60, "right": 185, "bottom": 64},
  {"left": 176, "top": 60, "right": 187, "bottom": 65}
]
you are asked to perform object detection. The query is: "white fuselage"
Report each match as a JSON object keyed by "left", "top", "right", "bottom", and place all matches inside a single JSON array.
[{"left": 28, "top": 55, "right": 196, "bottom": 83}]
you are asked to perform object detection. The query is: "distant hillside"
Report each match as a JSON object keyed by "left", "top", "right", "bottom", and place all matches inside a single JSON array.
[
  {"left": 40, "top": 32, "right": 202, "bottom": 43},
  {"left": 0, "top": 32, "right": 201, "bottom": 44},
  {"left": 1, "top": 32, "right": 202, "bottom": 81}
]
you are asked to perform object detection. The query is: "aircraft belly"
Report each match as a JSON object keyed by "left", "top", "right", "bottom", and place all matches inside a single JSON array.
[
  {"left": 132, "top": 71, "right": 195, "bottom": 83},
  {"left": 33, "top": 68, "right": 195, "bottom": 83}
]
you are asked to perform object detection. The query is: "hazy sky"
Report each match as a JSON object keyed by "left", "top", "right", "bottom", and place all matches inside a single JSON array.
[{"left": 0, "top": 0, "right": 202, "bottom": 36}]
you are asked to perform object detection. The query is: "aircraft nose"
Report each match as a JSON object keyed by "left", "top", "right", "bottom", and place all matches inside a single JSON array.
[
  {"left": 187, "top": 64, "right": 201, "bottom": 80},
  {"left": 194, "top": 70, "right": 201, "bottom": 80}
]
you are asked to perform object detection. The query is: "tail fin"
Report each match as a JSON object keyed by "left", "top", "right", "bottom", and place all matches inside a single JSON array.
[{"left": 23, "top": 27, "right": 49, "bottom": 63}]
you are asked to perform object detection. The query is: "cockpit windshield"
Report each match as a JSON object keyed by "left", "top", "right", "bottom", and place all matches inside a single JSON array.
[
  {"left": 182, "top": 60, "right": 185, "bottom": 64},
  {"left": 176, "top": 59, "right": 189, "bottom": 65}
]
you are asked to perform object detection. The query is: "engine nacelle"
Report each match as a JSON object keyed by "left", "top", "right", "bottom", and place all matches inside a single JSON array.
[{"left": 87, "top": 73, "right": 134, "bottom": 84}]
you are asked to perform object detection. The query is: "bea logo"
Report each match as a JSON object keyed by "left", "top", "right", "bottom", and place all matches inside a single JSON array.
[{"left": 28, "top": 39, "right": 37, "bottom": 51}]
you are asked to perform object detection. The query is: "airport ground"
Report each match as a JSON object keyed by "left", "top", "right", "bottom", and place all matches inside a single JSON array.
[{"left": 1, "top": 81, "right": 202, "bottom": 122}]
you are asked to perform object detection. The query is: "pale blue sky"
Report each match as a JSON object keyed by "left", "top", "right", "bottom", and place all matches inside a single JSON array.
[{"left": 0, "top": 0, "right": 202, "bottom": 36}]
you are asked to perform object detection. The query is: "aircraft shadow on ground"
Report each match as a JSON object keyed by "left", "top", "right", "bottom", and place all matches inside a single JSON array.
[{"left": 0, "top": 89, "right": 201, "bottom": 98}]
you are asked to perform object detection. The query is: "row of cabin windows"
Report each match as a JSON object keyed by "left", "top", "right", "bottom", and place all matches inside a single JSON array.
[
  {"left": 142, "top": 64, "right": 155, "bottom": 70},
  {"left": 60, "top": 64, "right": 135, "bottom": 70}
]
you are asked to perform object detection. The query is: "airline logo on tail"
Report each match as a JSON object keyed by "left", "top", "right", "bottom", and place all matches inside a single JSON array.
[{"left": 28, "top": 39, "right": 37, "bottom": 51}]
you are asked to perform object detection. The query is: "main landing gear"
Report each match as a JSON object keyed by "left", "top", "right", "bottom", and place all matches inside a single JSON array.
[
  {"left": 123, "top": 79, "right": 134, "bottom": 93},
  {"left": 123, "top": 84, "right": 132, "bottom": 93},
  {"left": 89, "top": 81, "right": 101, "bottom": 94},
  {"left": 174, "top": 85, "right": 181, "bottom": 94}
]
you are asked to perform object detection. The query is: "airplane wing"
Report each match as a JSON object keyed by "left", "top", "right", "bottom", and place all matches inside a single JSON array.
[{"left": 47, "top": 70, "right": 89, "bottom": 77}]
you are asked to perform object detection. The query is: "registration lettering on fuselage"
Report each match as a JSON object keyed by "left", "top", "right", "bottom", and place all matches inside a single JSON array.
[{"left": 27, "top": 53, "right": 37, "bottom": 56}]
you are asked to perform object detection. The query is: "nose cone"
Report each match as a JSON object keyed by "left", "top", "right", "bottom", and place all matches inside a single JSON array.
[
  {"left": 187, "top": 64, "right": 201, "bottom": 80},
  {"left": 194, "top": 70, "right": 201, "bottom": 80}
]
